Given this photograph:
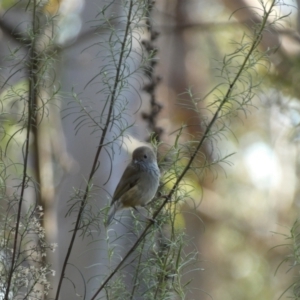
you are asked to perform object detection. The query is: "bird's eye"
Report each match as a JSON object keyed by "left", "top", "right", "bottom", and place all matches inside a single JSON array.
[{"left": 144, "top": 154, "right": 147, "bottom": 159}]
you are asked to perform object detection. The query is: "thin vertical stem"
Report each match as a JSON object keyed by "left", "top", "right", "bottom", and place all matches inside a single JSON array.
[
  {"left": 54, "top": 1, "right": 135, "bottom": 299},
  {"left": 4, "top": 1, "right": 38, "bottom": 299}
]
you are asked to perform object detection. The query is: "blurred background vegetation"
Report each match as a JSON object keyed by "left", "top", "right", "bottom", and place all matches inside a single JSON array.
[
  {"left": 1, "top": 0, "right": 300, "bottom": 299},
  {"left": 155, "top": 1, "right": 300, "bottom": 299}
]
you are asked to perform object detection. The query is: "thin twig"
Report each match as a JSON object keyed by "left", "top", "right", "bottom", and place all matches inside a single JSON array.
[
  {"left": 129, "top": 239, "right": 146, "bottom": 300},
  {"left": 0, "top": 18, "right": 30, "bottom": 44},
  {"left": 4, "top": 1, "right": 38, "bottom": 299},
  {"left": 54, "top": 1, "right": 135, "bottom": 299}
]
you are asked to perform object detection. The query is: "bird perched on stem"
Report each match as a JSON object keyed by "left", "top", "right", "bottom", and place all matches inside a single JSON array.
[{"left": 106, "top": 146, "right": 160, "bottom": 225}]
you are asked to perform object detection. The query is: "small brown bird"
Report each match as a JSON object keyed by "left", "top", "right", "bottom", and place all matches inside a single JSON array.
[{"left": 107, "top": 146, "right": 160, "bottom": 225}]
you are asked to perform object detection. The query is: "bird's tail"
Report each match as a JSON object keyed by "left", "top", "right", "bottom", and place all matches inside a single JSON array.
[{"left": 106, "top": 202, "right": 120, "bottom": 226}]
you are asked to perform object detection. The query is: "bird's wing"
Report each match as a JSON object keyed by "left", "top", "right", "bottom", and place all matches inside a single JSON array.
[{"left": 111, "top": 164, "right": 140, "bottom": 205}]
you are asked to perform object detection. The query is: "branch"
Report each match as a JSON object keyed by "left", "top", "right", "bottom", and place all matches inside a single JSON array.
[
  {"left": 54, "top": 1, "right": 136, "bottom": 299},
  {"left": 0, "top": 18, "right": 30, "bottom": 45},
  {"left": 4, "top": 1, "right": 38, "bottom": 299}
]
